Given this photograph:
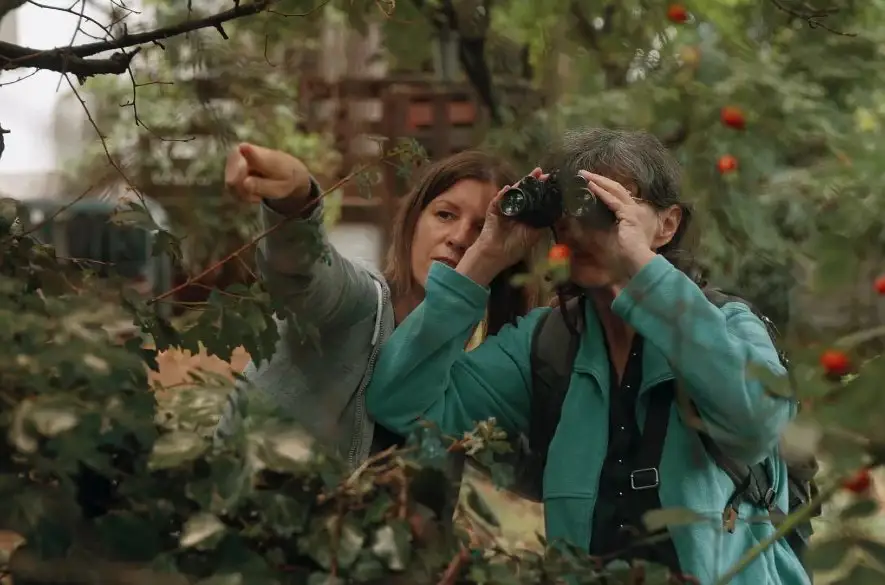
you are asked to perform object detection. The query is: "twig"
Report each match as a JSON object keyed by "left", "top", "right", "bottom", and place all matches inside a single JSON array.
[
  {"left": 0, "top": 69, "right": 38, "bottom": 87},
  {"left": 21, "top": 182, "right": 96, "bottom": 236},
  {"left": 316, "top": 444, "right": 415, "bottom": 505},
  {"left": 235, "top": 253, "right": 257, "bottom": 280},
  {"left": 63, "top": 73, "right": 143, "bottom": 202},
  {"left": 767, "top": 0, "right": 855, "bottom": 36},
  {"left": 437, "top": 546, "right": 470, "bottom": 585}
]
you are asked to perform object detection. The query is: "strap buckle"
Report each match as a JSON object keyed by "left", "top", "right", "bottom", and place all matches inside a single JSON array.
[{"left": 630, "top": 468, "right": 660, "bottom": 490}]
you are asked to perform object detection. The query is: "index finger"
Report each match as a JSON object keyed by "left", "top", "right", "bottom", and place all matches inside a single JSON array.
[
  {"left": 238, "top": 143, "right": 291, "bottom": 178},
  {"left": 224, "top": 149, "right": 248, "bottom": 188},
  {"left": 579, "top": 171, "right": 634, "bottom": 204}
]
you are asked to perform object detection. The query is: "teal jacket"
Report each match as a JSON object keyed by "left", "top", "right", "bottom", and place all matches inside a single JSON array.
[{"left": 365, "top": 256, "right": 810, "bottom": 585}]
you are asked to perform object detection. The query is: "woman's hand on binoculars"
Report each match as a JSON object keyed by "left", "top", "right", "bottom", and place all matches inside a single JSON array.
[
  {"left": 225, "top": 143, "right": 312, "bottom": 214},
  {"left": 578, "top": 170, "right": 657, "bottom": 277},
  {"left": 456, "top": 168, "right": 549, "bottom": 286}
]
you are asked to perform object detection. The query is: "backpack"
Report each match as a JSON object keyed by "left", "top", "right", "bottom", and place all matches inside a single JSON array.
[{"left": 505, "top": 289, "right": 819, "bottom": 574}]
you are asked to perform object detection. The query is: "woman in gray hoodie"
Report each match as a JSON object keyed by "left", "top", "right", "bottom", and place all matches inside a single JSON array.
[{"left": 215, "top": 143, "right": 537, "bottom": 486}]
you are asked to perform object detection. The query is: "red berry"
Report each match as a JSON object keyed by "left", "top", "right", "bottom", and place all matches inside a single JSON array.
[
  {"left": 717, "top": 155, "right": 738, "bottom": 174},
  {"left": 548, "top": 244, "right": 571, "bottom": 262},
  {"left": 720, "top": 106, "right": 746, "bottom": 130},
  {"left": 667, "top": 4, "right": 688, "bottom": 23},
  {"left": 842, "top": 468, "right": 872, "bottom": 494},
  {"left": 875, "top": 275, "right": 885, "bottom": 294},
  {"left": 820, "top": 349, "right": 850, "bottom": 376}
]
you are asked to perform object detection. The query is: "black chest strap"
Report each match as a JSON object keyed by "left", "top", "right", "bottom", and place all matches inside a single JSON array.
[{"left": 591, "top": 380, "right": 682, "bottom": 571}]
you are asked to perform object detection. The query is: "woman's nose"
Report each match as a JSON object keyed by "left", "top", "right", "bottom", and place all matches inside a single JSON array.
[{"left": 445, "top": 222, "right": 474, "bottom": 251}]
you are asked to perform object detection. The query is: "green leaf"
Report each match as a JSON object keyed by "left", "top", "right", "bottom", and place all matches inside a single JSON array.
[
  {"left": 840, "top": 499, "right": 880, "bottom": 520},
  {"left": 857, "top": 538, "right": 885, "bottom": 566},
  {"left": 363, "top": 492, "right": 393, "bottom": 525},
  {"left": 149, "top": 430, "right": 208, "bottom": 470},
  {"left": 256, "top": 492, "right": 310, "bottom": 537},
  {"left": 180, "top": 512, "right": 226, "bottom": 550},
  {"left": 350, "top": 551, "right": 386, "bottom": 582},
  {"left": 833, "top": 562, "right": 885, "bottom": 585},
  {"left": 642, "top": 508, "right": 709, "bottom": 532},
  {"left": 151, "top": 229, "right": 183, "bottom": 266},
  {"left": 371, "top": 521, "right": 412, "bottom": 571},
  {"left": 194, "top": 575, "right": 244, "bottom": 585},
  {"left": 464, "top": 485, "right": 501, "bottom": 529},
  {"left": 806, "top": 537, "right": 852, "bottom": 572},
  {"left": 95, "top": 511, "right": 164, "bottom": 561},
  {"left": 299, "top": 515, "right": 365, "bottom": 571},
  {"left": 308, "top": 572, "right": 344, "bottom": 585},
  {"left": 108, "top": 201, "right": 160, "bottom": 231}
]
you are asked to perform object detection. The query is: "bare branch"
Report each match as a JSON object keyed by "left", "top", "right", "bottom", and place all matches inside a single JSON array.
[
  {"left": 0, "top": 0, "right": 275, "bottom": 79},
  {"left": 0, "top": 0, "right": 27, "bottom": 22},
  {"left": 0, "top": 124, "right": 8, "bottom": 161}
]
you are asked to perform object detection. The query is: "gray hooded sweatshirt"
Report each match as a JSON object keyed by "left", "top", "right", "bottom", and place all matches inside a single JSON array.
[{"left": 214, "top": 179, "right": 396, "bottom": 470}]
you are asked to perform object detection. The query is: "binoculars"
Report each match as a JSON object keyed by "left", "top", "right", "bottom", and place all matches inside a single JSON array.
[{"left": 498, "top": 171, "right": 616, "bottom": 230}]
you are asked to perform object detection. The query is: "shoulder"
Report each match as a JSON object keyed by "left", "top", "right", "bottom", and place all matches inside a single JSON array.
[{"left": 704, "top": 289, "right": 774, "bottom": 331}]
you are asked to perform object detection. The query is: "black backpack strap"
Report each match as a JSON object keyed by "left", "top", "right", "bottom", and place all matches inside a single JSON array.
[
  {"left": 622, "top": 382, "right": 683, "bottom": 571},
  {"left": 529, "top": 297, "right": 585, "bottom": 459},
  {"left": 507, "top": 297, "right": 585, "bottom": 502},
  {"left": 703, "top": 288, "right": 789, "bottom": 369}
]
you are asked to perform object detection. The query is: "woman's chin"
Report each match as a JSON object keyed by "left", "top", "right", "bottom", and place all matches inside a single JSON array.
[{"left": 570, "top": 264, "right": 615, "bottom": 289}]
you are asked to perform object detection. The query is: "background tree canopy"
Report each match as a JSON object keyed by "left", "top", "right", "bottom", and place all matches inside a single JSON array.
[{"left": 2, "top": 0, "right": 885, "bottom": 584}]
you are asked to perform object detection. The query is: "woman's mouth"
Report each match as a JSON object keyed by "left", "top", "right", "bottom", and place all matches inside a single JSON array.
[{"left": 433, "top": 257, "right": 459, "bottom": 269}]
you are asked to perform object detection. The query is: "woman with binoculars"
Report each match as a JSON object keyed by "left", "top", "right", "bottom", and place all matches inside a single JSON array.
[{"left": 365, "top": 128, "right": 809, "bottom": 584}]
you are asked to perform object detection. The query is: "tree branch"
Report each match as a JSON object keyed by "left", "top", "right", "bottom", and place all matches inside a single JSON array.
[
  {"left": 0, "top": 0, "right": 26, "bottom": 23},
  {"left": 767, "top": 0, "right": 855, "bottom": 36},
  {"left": 0, "top": 124, "right": 8, "bottom": 161},
  {"left": 0, "top": 0, "right": 274, "bottom": 78}
]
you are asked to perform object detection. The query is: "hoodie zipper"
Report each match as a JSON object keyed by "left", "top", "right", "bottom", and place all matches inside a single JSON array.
[{"left": 347, "top": 279, "right": 389, "bottom": 469}]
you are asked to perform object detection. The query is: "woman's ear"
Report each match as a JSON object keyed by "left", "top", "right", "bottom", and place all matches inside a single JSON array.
[{"left": 654, "top": 204, "right": 683, "bottom": 248}]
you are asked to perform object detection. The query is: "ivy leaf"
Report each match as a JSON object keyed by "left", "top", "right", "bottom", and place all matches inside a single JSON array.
[
  {"left": 108, "top": 200, "right": 160, "bottom": 231},
  {"left": 806, "top": 537, "right": 852, "bottom": 572},
  {"left": 307, "top": 573, "right": 344, "bottom": 585},
  {"left": 351, "top": 551, "right": 386, "bottom": 582},
  {"left": 857, "top": 538, "right": 885, "bottom": 567},
  {"left": 149, "top": 430, "right": 207, "bottom": 470},
  {"left": 194, "top": 575, "right": 244, "bottom": 585},
  {"left": 152, "top": 229, "right": 183, "bottom": 266},
  {"left": 840, "top": 499, "right": 879, "bottom": 520},
  {"left": 371, "top": 521, "right": 412, "bottom": 571},
  {"left": 464, "top": 485, "right": 500, "bottom": 529},
  {"left": 834, "top": 563, "right": 885, "bottom": 585},
  {"left": 299, "top": 516, "right": 365, "bottom": 571},
  {"left": 180, "top": 513, "right": 226, "bottom": 550},
  {"left": 255, "top": 492, "right": 310, "bottom": 537}
]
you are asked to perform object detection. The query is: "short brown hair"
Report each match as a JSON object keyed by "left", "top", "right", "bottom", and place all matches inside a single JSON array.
[
  {"left": 383, "top": 150, "right": 536, "bottom": 334},
  {"left": 547, "top": 127, "right": 700, "bottom": 281}
]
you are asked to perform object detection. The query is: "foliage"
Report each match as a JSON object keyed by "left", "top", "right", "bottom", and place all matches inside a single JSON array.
[{"left": 0, "top": 214, "right": 701, "bottom": 584}]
